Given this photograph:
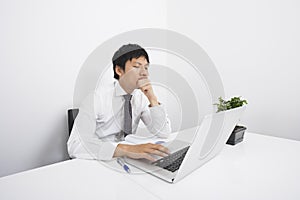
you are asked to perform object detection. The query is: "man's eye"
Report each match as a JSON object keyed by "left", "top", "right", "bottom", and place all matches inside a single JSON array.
[{"left": 133, "top": 66, "right": 139, "bottom": 68}]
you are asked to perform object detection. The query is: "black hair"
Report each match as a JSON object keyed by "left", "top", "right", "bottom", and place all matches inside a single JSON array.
[{"left": 112, "top": 44, "right": 149, "bottom": 80}]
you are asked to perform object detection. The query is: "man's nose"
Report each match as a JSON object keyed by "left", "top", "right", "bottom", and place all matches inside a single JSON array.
[{"left": 139, "top": 67, "right": 148, "bottom": 76}]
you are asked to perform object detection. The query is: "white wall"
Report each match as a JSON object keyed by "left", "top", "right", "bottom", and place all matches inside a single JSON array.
[
  {"left": 1, "top": 0, "right": 300, "bottom": 178},
  {"left": 166, "top": 0, "right": 300, "bottom": 141},
  {"left": 0, "top": 0, "right": 167, "bottom": 177}
]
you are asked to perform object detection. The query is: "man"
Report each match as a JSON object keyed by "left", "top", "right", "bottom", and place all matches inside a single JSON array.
[{"left": 68, "top": 44, "right": 171, "bottom": 162}]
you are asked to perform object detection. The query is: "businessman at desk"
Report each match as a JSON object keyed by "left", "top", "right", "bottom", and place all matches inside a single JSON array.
[{"left": 68, "top": 44, "right": 171, "bottom": 162}]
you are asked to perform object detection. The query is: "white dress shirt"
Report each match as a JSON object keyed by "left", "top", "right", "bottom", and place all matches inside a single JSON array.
[{"left": 67, "top": 81, "right": 171, "bottom": 160}]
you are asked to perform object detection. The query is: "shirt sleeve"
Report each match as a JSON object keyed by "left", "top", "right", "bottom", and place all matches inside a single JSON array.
[
  {"left": 140, "top": 100, "right": 172, "bottom": 138},
  {"left": 67, "top": 92, "right": 118, "bottom": 161}
]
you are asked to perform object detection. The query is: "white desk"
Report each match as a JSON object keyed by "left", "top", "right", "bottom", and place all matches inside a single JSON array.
[{"left": 1, "top": 132, "right": 300, "bottom": 200}]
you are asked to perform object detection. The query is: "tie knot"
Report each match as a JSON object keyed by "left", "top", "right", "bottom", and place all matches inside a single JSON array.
[{"left": 123, "top": 94, "right": 132, "bottom": 101}]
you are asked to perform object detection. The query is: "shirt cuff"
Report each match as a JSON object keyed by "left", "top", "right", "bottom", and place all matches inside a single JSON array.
[
  {"left": 149, "top": 103, "right": 167, "bottom": 117},
  {"left": 97, "top": 142, "right": 118, "bottom": 160}
]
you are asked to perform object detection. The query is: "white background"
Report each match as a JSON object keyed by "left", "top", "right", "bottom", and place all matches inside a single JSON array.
[
  {"left": 0, "top": 0, "right": 299, "bottom": 177},
  {"left": 167, "top": 0, "right": 300, "bottom": 140}
]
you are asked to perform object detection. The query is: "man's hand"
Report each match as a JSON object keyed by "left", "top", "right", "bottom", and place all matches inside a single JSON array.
[
  {"left": 114, "top": 143, "right": 170, "bottom": 162},
  {"left": 137, "top": 78, "right": 159, "bottom": 107}
]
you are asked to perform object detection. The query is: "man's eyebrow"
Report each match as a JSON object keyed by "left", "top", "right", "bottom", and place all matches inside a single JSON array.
[{"left": 134, "top": 62, "right": 149, "bottom": 67}]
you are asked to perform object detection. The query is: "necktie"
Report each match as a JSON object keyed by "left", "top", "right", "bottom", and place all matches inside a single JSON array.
[{"left": 123, "top": 94, "right": 132, "bottom": 137}]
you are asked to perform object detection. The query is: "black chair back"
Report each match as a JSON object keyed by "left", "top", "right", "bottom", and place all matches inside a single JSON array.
[{"left": 67, "top": 109, "right": 79, "bottom": 135}]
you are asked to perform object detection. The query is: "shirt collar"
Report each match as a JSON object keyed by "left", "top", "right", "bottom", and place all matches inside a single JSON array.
[{"left": 114, "top": 81, "right": 137, "bottom": 97}]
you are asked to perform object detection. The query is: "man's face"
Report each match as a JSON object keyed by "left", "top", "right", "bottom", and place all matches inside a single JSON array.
[{"left": 116, "top": 56, "right": 149, "bottom": 92}]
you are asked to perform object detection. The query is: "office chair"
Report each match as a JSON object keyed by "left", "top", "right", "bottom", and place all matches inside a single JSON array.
[{"left": 67, "top": 108, "right": 79, "bottom": 135}]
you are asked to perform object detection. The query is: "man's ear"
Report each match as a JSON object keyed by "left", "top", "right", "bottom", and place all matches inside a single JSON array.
[{"left": 115, "top": 65, "right": 124, "bottom": 77}]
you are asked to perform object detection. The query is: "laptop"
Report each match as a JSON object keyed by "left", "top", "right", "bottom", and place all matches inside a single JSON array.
[{"left": 124, "top": 106, "right": 246, "bottom": 183}]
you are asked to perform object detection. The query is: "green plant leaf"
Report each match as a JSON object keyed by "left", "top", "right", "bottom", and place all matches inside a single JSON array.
[{"left": 214, "top": 96, "right": 247, "bottom": 112}]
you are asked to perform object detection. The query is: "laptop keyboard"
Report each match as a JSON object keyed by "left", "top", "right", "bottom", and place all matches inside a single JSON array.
[{"left": 152, "top": 146, "right": 190, "bottom": 172}]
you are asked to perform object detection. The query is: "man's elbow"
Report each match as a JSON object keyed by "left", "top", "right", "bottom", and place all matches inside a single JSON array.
[{"left": 67, "top": 139, "right": 95, "bottom": 160}]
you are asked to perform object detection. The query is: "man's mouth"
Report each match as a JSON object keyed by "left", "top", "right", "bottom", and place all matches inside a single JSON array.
[{"left": 138, "top": 77, "right": 148, "bottom": 80}]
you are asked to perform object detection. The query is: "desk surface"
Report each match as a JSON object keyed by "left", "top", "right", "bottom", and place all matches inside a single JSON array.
[{"left": 1, "top": 132, "right": 300, "bottom": 200}]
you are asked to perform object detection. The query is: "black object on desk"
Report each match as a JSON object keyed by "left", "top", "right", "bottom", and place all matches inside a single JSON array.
[{"left": 226, "top": 125, "right": 247, "bottom": 145}]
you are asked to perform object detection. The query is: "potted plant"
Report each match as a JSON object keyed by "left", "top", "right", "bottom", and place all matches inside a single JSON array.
[{"left": 214, "top": 96, "right": 248, "bottom": 145}]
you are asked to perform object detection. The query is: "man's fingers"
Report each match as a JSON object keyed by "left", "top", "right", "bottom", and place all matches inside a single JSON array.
[
  {"left": 123, "top": 143, "right": 170, "bottom": 162},
  {"left": 154, "top": 144, "right": 170, "bottom": 154},
  {"left": 140, "top": 83, "right": 151, "bottom": 90},
  {"left": 147, "top": 143, "right": 170, "bottom": 154},
  {"left": 140, "top": 153, "right": 156, "bottom": 162},
  {"left": 150, "top": 150, "right": 169, "bottom": 157},
  {"left": 140, "top": 85, "right": 151, "bottom": 93},
  {"left": 137, "top": 78, "right": 150, "bottom": 88}
]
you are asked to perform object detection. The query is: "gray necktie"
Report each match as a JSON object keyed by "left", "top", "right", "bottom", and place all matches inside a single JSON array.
[{"left": 123, "top": 94, "right": 132, "bottom": 137}]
